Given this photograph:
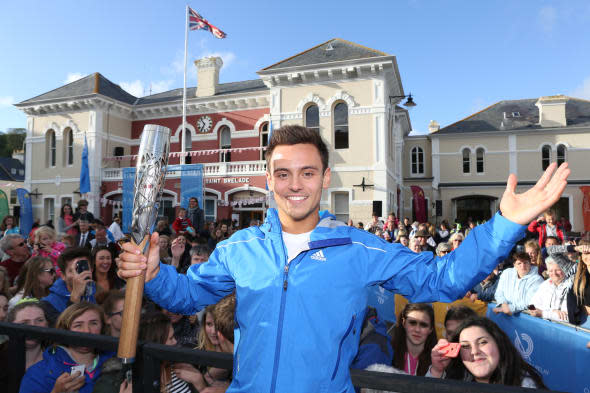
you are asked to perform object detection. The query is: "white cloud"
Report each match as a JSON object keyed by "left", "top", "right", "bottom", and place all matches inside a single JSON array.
[
  {"left": 570, "top": 77, "right": 590, "bottom": 100},
  {"left": 0, "top": 96, "right": 14, "bottom": 106},
  {"left": 538, "top": 6, "right": 557, "bottom": 33},
  {"left": 119, "top": 80, "right": 145, "bottom": 97},
  {"left": 149, "top": 80, "right": 175, "bottom": 95},
  {"left": 64, "top": 72, "right": 85, "bottom": 84}
]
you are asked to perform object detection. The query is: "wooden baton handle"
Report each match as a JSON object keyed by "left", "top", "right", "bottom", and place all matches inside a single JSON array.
[{"left": 117, "top": 234, "right": 149, "bottom": 363}]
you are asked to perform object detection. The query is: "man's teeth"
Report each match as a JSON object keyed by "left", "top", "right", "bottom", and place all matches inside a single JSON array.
[{"left": 288, "top": 196, "right": 306, "bottom": 201}]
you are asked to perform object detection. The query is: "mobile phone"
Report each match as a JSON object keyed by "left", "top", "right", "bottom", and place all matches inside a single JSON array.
[
  {"left": 76, "top": 259, "right": 90, "bottom": 274},
  {"left": 440, "top": 342, "right": 461, "bottom": 358},
  {"left": 70, "top": 365, "right": 85, "bottom": 376}
]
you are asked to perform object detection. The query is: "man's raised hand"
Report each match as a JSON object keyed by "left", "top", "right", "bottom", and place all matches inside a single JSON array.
[
  {"left": 499, "top": 162, "right": 570, "bottom": 225},
  {"left": 116, "top": 232, "right": 161, "bottom": 282}
]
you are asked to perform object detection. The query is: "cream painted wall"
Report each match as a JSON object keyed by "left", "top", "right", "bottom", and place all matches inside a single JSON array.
[{"left": 280, "top": 80, "right": 374, "bottom": 110}]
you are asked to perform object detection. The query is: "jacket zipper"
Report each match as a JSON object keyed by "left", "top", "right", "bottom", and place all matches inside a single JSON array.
[{"left": 331, "top": 314, "right": 356, "bottom": 381}]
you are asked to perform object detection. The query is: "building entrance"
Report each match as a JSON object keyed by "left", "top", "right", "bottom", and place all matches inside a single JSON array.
[{"left": 454, "top": 195, "right": 497, "bottom": 225}]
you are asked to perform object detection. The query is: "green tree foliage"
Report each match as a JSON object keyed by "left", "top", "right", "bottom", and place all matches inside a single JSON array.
[{"left": 0, "top": 128, "right": 26, "bottom": 157}]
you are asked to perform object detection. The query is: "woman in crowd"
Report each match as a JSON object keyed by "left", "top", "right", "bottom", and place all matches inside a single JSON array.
[
  {"left": 32, "top": 226, "right": 66, "bottom": 276},
  {"left": 396, "top": 233, "right": 409, "bottom": 247},
  {"left": 391, "top": 303, "right": 437, "bottom": 376},
  {"left": 0, "top": 266, "right": 11, "bottom": 296},
  {"left": 94, "top": 311, "right": 194, "bottom": 393},
  {"left": 428, "top": 317, "right": 546, "bottom": 388},
  {"left": 0, "top": 292, "right": 8, "bottom": 321},
  {"left": 435, "top": 242, "right": 452, "bottom": 257},
  {"left": 449, "top": 232, "right": 464, "bottom": 251},
  {"left": 158, "top": 234, "right": 172, "bottom": 264},
  {"left": 169, "top": 235, "right": 191, "bottom": 273},
  {"left": 57, "top": 204, "right": 77, "bottom": 237},
  {"left": 530, "top": 253, "right": 576, "bottom": 322},
  {"left": 8, "top": 256, "right": 55, "bottom": 309},
  {"left": 155, "top": 218, "right": 173, "bottom": 237},
  {"left": 568, "top": 239, "right": 590, "bottom": 325},
  {"left": 524, "top": 239, "right": 546, "bottom": 278},
  {"left": 19, "top": 302, "right": 112, "bottom": 393},
  {"left": 91, "top": 246, "right": 124, "bottom": 303},
  {"left": 408, "top": 237, "right": 421, "bottom": 253},
  {"left": 0, "top": 215, "right": 20, "bottom": 239}
]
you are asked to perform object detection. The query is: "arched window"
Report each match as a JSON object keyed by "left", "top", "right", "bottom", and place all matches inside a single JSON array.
[
  {"left": 476, "top": 148, "right": 485, "bottom": 173},
  {"left": 260, "top": 122, "right": 269, "bottom": 160},
  {"left": 63, "top": 128, "right": 74, "bottom": 166},
  {"left": 305, "top": 104, "right": 319, "bottom": 132},
  {"left": 462, "top": 148, "right": 470, "bottom": 173},
  {"left": 184, "top": 129, "right": 192, "bottom": 164},
  {"left": 541, "top": 145, "right": 551, "bottom": 170},
  {"left": 411, "top": 147, "right": 424, "bottom": 175},
  {"left": 46, "top": 129, "right": 56, "bottom": 167},
  {"left": 333, "top": 102, "right": 348, "bottom": 149},
  {"left": 220, "top": 126, "right": 231, "bottom": 162},
  {"left": 557, "top": 144, "right": 566, "bottom": 166}
]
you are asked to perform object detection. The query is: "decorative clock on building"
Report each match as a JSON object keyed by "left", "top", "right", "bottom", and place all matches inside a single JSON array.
[{"left": 197, "top": 115, "right": 213, "bottom": 133}]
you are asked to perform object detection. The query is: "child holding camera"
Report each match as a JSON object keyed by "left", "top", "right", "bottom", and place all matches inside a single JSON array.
[
  {"left": 40, "top": 248, "right": 96, "bottom": 327},
  {"left": 32, "top": 226, "right": 66, "bottom": 277}
]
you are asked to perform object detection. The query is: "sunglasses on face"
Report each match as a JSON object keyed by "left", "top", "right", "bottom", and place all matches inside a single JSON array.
[
  {"left": 405, "top": 318, "right": 430, "bottom": 329},
  {"left": 42, "top": 268, "right": 56, "bottom": 275},
  {"left": 453, "top": 239, "right": 462, "bottom": 243},
  {"left": 13, "top": 241, "right": 26, "bottom": 248}
]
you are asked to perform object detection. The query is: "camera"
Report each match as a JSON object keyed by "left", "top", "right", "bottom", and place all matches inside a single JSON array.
[{"left": 76, "top": 259, "right": 90, "bottom": 274}]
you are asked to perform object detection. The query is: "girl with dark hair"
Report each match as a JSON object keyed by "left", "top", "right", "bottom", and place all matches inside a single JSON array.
[
  {"left": 391, "top": 303, "right": 437, "bottom": 376},
  {"left": 9, "top": 256, "right": 56, "bottom": 309},
  {"left": 58, "top": 203, "right": 77, "bottom": 236},
  {"left": 0, "top": 215, "right": 19, "bottom": 238},
  {"left": 429, "top": 316, "right": 546, "bottom": 388},
  {"left": 91, "top": 247, "right": 124, "bottom": 303}
]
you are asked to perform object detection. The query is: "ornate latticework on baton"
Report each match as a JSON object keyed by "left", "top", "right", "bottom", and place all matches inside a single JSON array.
[{"left": 118, "top": 124, "right": 170, "bottom": 367}]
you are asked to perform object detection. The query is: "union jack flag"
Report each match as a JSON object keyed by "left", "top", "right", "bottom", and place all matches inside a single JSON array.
[{"left": 188, "top": 7, "right": 226, "bottom": 39}]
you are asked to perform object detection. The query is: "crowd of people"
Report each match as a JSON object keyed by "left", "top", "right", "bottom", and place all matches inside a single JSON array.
[{"left": 0, "top": 196, "right": 587, "bottom": 390}]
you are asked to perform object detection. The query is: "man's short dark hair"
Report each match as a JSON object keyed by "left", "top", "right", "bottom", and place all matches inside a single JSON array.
[
  {"left": 444, "top": 305, "right": 477, "bottom": 326},
  {"left": 265, "top": 125, "right": 329, "bottom": 172},
  {"left": 57, "top": 247, "right": 91, "bottom": 273},
  {"left": 189, "top": 244, "right": 211, "bottom": 258},
  {"left": 513, "top": 252, "right": 531, "bottom": 263},
  {"left": 545, "top": 235, "right": 560, "bottom": 245}
]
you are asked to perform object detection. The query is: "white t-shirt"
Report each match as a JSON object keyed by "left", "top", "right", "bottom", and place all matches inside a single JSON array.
[{"left": 282, "top": 230, "right": 312, "bottom": 262}]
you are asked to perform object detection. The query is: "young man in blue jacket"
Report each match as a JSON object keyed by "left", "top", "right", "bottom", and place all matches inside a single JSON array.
[{"left": 118, "top": 125, "right": 570, "bottom": 393}]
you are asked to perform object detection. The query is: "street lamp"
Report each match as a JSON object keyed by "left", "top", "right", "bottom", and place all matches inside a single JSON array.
[{"left": 389, "top": 93, "right": 417, "bottom": 108}]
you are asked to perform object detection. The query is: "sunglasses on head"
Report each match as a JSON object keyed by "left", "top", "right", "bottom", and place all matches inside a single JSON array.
[
  {"left": 405, "top": 318, "right": 430, "bottom": 329},
  {"left": 42, "top": 267, "right": 56, "bottom": 274}
]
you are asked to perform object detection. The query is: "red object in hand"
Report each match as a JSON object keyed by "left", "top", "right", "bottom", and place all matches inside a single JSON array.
[{"left": 439, "top": 342, "right": 461, "bottom": 358}]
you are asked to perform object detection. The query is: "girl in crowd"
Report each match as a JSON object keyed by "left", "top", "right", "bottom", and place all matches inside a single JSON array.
[
  {"left": 524, "top": 239, "right": 546, "bottom": 278},
  {"left": 0, "top": 215, "right": 19, "bottom": 239},
  {"left": 391, "top": 303, "right": 437, "bottom": 376},
  {"left": 158, "top": 234, "right": 172, "bottom": 264},
  {"left": 32, "top": 226, "right": 66, "bottom": 276},
  {"left": 568, "top": 239, "right": 590, "bottom": 325},
  {"left": 429, "top": 317, "right": 546, "bottom": 388},
  {"left": 19, "top": 302, "right": 112, "bottom": 393},
  {"left": 0, "top": 266, "right": 11, "bottom": 296},
  {"left": 8, "top": 256, "right": 55, "bottom": 309},
  {"left": 530, "top": 253, "right": 576, "bottom": 322},
  {"left": 91, "top": 246, "right": 124, "bottom": 303},
  {"left": 57, "top": 204, "right": 78, "bottom": 236},
  {"left": 449, "top": 232, "right": 464, "bottom": 251}
]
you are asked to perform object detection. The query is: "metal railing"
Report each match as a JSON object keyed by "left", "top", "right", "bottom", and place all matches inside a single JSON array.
[{"left": 0, "top": 322, "right": 561, "bottom": 393}]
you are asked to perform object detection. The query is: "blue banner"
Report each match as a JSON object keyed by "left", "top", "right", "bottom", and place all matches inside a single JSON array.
[
  {"left": 79, "top": 134, "right": 90, "bottom": 194},
  {"left": 122, "top": 168, "right": 135, "bottom": 233},
  {"left": 487, "top": 304, "right": 590, "bottom": 393},
  {"left": 175, "top": 164, "right": 203, "bottom": 210},
  {"left": 16, "top": 188, "right": 33, "bottom": 237}
]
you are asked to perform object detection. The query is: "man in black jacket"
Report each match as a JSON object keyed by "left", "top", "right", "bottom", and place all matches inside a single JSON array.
[{"left": 187, "top": 197, "right": 205, "bottom": 235}]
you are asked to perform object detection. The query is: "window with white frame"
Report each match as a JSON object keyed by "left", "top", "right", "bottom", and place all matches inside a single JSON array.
[
  {"left": 64, "top": 128, "right": 74, "bottom": 166},
  {"left": 541, "top": 145, "right": 551, "bottom": 170},
  {"left": 260, "top": 122, "right": 269, "bottom": 160},
  {"left": 333, "top": 102, "right": 349, "bottom": 149},
  {"left": 462, "top": 148, "right": 470, "bottom": 173},
  {"left": 557, "top": 144, "right": 566, "bottom": 166},
  {"left": 305, "top": 104, "right": 319, "bottom": 132},
  {"left": 205, "top": 198, "right": 217, "bottom": 223},
  {"left": 44, "top": 198, "right": 55, "bottom": 224},
  {"left": 476, "top": 148, "right": 485, "bottom": 173},
  {"left": 220, "top": 127, "right": 231, "bottom": 162},
  {"left": 46, "top": 130, "right": 56, "bottom": 167},
  {"left": 411, "top": 146, "right": 424, "bottom": 175},
  {"left": 333, "top": 192, "right": 349, "bottom": 223}
]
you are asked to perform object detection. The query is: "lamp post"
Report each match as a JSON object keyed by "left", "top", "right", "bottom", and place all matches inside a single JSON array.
[{"left": 389, "top": 93, "right": 417, "bottom": 108}]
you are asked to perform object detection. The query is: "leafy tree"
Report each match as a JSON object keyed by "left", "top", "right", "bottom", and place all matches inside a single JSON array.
[{"left": 0, "top": 128, "right": 26, "bottom": 157}]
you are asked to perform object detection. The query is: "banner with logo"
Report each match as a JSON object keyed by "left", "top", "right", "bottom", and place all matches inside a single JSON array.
[
  {"left": 487, "top": 304, "right": 590, "bottom": 393},
  {"left": 175, "top": 164, "right": 203, "bottom": 210},
  {"left": 410, "top": 185, "right": 427, "bottom": 223},
  {"left": 16, "top": 188, "right": 33, "bottom": 237},
  {"left": 122, "top": 168, "right": 136, "bottom": 233},
  {"left": 0, "top": 190, "right": 9, "bottom": 223},
  {"left": 580, "top": 186, "right": 590, "bottom": 232}
]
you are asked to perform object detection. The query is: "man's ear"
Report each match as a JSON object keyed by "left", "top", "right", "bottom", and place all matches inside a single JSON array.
[
  {"left": 265, "top": 171, "right": 273, "bottom": 192},
  {"left": 322, "top": 167, "right": 331, "bottom": 190}
]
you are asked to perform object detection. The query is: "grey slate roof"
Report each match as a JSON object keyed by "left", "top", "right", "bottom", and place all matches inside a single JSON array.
[
  {"left": 0, "top": 157, "right": 25, "bottom": 181},
  {"left": 437, "top": 98, "right": 590, "bottom": 134},
  {"left": 135, "top": 79, "right": 267, "bottom": 105},
  {"left": 261, "top": 38, "right": 389, "bottom": 71},
  {"left": 17, "top": 73, "right": 138, "bottom": 105}
]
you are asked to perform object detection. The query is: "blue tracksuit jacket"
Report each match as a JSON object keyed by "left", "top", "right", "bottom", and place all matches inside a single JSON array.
[{"left": 144, "top": 208, "right": 524, "bottom": 392}]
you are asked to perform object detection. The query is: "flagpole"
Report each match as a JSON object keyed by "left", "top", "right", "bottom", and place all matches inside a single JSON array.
[{"left": 181, "top": 4, "right": 189, "bottom": 165}]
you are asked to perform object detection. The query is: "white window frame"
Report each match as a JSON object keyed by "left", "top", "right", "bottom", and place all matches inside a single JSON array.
[{"left": 410, "top": 146, "right": 424, "bottom": 176}]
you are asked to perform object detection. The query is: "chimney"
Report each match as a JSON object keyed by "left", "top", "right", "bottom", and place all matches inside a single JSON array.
[
  {"left": 428, "top": 120, "right": 440, "bottom": 133},
  {"left": 195, "top": 56, "right": 223, "bottom": 97},
  {"left": 535, "top": 95, "right": 567, "bottom": 128}
]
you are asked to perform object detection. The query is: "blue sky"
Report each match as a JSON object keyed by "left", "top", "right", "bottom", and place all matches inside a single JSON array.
[{"left": 1, "top": 1, "right": 590, "bottom": 135}]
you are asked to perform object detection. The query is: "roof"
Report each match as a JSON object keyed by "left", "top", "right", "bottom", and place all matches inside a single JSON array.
[
  {"left": 17, "top": 73, "right": 138, "bottom": 105},
  {"left": 0, "top": 157, "right": 25, "bottom": 181},
  {"left": 261, "top": 38, "right": 390, "bottom": 71},
  {"left": 135, "top": 79, "right": 267, "bottom": 106},
  {"left": 437, "top": 97, "right": 590, "bottom": 134}
]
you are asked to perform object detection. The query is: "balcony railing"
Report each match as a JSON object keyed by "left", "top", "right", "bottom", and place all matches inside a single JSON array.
[{"left": 102, "top": 160, "right": 267, "bottom": 181}]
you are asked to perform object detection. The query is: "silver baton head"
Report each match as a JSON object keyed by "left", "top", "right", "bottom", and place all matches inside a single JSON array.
[{"left": 130, "top": 124, "right": 171, "bottom": 244}]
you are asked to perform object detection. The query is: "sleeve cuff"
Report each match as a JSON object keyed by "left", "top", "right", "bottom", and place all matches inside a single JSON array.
[{"left": 488, "top": 212, "right": 526, "bottom": 243}]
